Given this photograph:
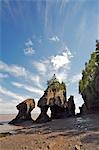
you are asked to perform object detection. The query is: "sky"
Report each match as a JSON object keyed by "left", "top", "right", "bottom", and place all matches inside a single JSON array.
[{"left": 0, "top": 0, "right": 99, "bottom": 114}]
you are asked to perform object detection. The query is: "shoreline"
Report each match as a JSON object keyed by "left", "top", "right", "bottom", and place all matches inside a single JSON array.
[{"left": 0, "top": 114, "right": 99, "bottom": 150}]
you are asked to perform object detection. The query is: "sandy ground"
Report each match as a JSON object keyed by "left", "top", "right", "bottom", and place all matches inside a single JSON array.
[{"left": 0, "top": 114, "right": 99, "bottom": 150}]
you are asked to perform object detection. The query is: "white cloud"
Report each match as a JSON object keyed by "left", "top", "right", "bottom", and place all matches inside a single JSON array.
[
  {"left": 56, "top": 72, "right": 68, "bottom": 83},
  {"left": 0, "top": 86, "right": 27, "bottom": 101},
  {"left": 25, "top": 39, "right": 33, "bottom": 46},
  {"left": 0, "top": 60, "right": 42, "bottom": 88},
  {"left": 0, "top": 85, "right": 42, "bottom": 114},
  {"left": 12, "top": 82, "right": 44, "bottom": 96},
  {"left": 0, "top": 61, "right": 27, "bottom": 77},
  {"left": 24, "top": 39, "right": 35, "bottom": 56},
  {"left": 24, "top": 47, "right": 35, "bottom": 55},
  {"left": 29, "top": 75, "right": 43, "bottom": 89},
  {"left": 70, "top": 73, "right": 82, "bottom": 83},
  {"left": 32, "top": 60, "right": 48, "bottom": 75},
  {"left": 51, "top": 52, "right": 70, "bottom": 70},
  {"left": 50, "top": 47, "right": 73, "bottom": 72},
  {"left": 11, "top": 82, "right": 22, "bottom": 88},
  {"left": 49, "top": 36, "right": 60, "bottom": 42},
  {"left": 32, "top": 47, "right": 73, "bottom": 83}
]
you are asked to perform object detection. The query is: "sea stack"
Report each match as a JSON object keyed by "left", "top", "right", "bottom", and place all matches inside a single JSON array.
[
  {"left": 36, "top": 74, "right": 75, "bottom": 123},
  {"left": 9, "top": 98, "right": 35, "bottom": 125}
]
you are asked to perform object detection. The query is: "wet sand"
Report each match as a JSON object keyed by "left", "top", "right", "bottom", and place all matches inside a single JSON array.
[
  {"left": 0, "top": 114, "right": 39, "bottom": 133},
  {"left": 0, "top": 114, "right": 99, "bottom": 150}
]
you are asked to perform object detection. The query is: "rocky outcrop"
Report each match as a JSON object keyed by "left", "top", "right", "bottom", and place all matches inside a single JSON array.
[
  {"left": 79, "top": 103, "right": 88, "bottom": 115},
  {"left": 36, "top": 106, "right": 51, "bottom": 123},
  {"left": 9, "top": 98, "right": 35, "bottom": 125},
  {"left": 36, "top": 74, "right": 75, "bottom": 123},
  {"left": 79, "top": 41, "right": 99, "bottom": 114},
  {"left": 68, "top": 95, "right": 75, "bottom": 116}
]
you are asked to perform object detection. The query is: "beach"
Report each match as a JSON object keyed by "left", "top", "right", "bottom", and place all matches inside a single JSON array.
[
  {"left": 0, "top": 114, "right": 39, "bottom": 133},
  {"left": 0, "top": 114, "right": 99, "bottom": 150}
]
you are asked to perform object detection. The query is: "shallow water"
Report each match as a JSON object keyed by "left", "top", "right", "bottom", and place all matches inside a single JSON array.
[
  {"left": 0, "top": 122, "right": 24, "bottom": 133},
  {"left": 0, "top": 114, "right": 39, "bottom": 133},
  {"left": 76, "top": 117, "right": 91, "bottom": 123},
  {"left": 0, "top": 114, "right": 98, "bottom": 134}
]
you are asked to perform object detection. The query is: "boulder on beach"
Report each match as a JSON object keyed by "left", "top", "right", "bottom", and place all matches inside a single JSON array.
[{"left": 9, "top": 98, "right": 35, "bottom": 125}]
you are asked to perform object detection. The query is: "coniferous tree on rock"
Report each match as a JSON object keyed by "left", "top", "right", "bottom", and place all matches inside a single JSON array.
[{"left": 79, "top": 40, "right": 99, "bottom": 114}]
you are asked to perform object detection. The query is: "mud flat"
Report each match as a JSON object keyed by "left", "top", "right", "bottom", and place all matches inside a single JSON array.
[{"left": 0, "top": 114, "right": 99, "bottom": 150}]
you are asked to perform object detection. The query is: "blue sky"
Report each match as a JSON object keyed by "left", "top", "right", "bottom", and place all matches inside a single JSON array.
[{"left": 0, "top": 0, "right": 99, "bottom": 114}]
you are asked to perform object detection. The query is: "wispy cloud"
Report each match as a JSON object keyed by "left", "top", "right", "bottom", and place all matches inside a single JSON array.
[
  {"left": 59, "top": 0, "right": 69, "bottom": 14},
  {"left": 44, "top": 0, "right": 50, "bottom": 31},
  {"left": 0, "top": 85, "right": 27, "bottom": 101},
  {"left": 0, "top": 61, "right": 27, "bottom": 78},
  {"left": 0, "top": 84, "right": 36, "bottom": 114},
  {"left": 24, "top": 39, "right": 35, "bottom": 56},
  {"left": 12, "top": 82, "right": 44, "bottom": 96},
  {"left": 0, "top": 60, "right": 42, "bottom": 88},
  {"left": 48, "top": 36, "right": 60, "bottom": 42},
  {"left": 77, "top": 17, "right": 86, "bottom": 39},
  {"left": 32, "top": 60, "right": 48, "bottom": 75},
  {"left": 0, "top": 61, "right": 27, "bottom": 77}
]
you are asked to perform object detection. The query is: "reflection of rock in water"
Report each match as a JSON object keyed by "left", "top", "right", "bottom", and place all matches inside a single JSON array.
[
  {"left": 9, "top": 99, "right": 35, "bottom": 125},
  {"left": 0, "top": 123, "right": 3, "bottom": 125}
]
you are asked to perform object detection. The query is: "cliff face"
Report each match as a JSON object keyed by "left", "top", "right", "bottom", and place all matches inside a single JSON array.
[{"left": 79, "top": 41, "right": 99, "bottom": 114}]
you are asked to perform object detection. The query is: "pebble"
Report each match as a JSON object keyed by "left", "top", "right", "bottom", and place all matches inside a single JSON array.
[
  {"left": 47, "top": 145, "right": 50, "bottom": 149},
  {"left": 75, "top": 144, "right": 82, "bottom": 150}
]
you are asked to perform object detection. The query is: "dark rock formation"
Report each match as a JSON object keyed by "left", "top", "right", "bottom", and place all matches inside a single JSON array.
[
  {"left": 68, "top": 95, "right": 75, "bottom": 116},
  {"left": 79, "top": 41, "right": 99, "bottom": 114},
  {"left": 36, "top": 106, "right": 51, "bottom": 123},
  {"left": 79, "top": 103, "right": 88, "bottom": 115},
  {"left": 9, "top": 98, "right": 35, "bottom": 125},
  {"left": 36, "top": 74, "right": 75, "bottom": 123}
]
